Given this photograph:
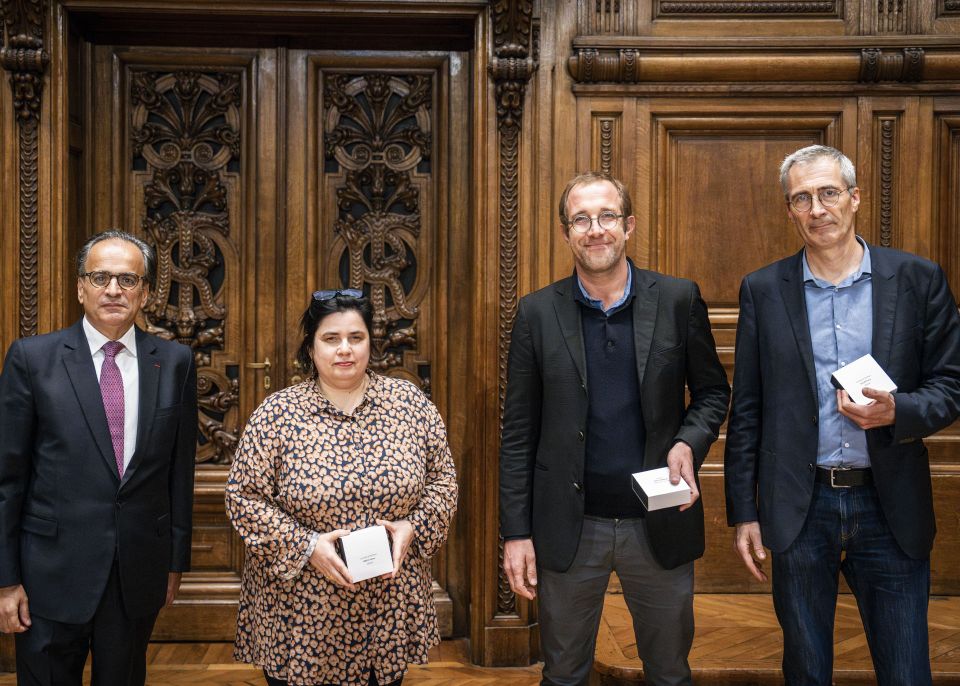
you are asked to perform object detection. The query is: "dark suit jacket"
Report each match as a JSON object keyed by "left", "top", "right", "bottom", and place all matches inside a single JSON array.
[
  {"left": 0, "top": 319, "right": 197, "bottom": 623},
  {"left": 724, "top": 244, "right": 960, "bottom": 559},
  {"left": 499, "top": 266, "right": 730, "bottom": 571}
]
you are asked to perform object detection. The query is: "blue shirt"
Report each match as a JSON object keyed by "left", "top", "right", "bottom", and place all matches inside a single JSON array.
[
  {"left": 576, "top": 266, "right": 633, "bottom": 313},
  {"left": 802, "top": 236, "right": 873, "bottom": 468}
]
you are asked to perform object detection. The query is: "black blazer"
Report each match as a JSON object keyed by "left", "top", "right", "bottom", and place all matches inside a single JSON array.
[
  {"left": 0, "top": 320, "right": 197, "bottom": 623},
  {"left": 724, "top": 244, "right": 960, "bottom": 559},
  {"left": 500, "top": 266, "right": 730, "bottom": 571}
]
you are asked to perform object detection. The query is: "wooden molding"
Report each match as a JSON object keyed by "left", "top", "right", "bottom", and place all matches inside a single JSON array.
[
  {"left": 656, "top": 0, "right": 838, "bottom": 16},
  {"left": 567, "top": 37, "right": 960, "bottom": 86},
  {"left": 489, "top": 0, "right": 537, "bottom": 622},
  {"left": 1, "top": 0, "right": 48, "bottom": 337}
]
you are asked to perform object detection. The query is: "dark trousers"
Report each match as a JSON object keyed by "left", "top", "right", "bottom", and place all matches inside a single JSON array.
[
  {"left": 772, "top": 482, "right": 932, "bottom": 686},
  {"left": 263, "top": 670, "right": 403, "bottom": 686},
  {"left": 14, "top": 562, "right": 158, "bottom": 686},
  {"left": 537, "top": 516, "right": 694, "bottom": 686}
]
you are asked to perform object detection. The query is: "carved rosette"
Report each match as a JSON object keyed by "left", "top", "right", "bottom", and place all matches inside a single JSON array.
[
  {"left": 1, "top": 0, "right": 48, "bottom": 337},
  {"left": 490, "top": 0, "right": 537, "bottom": 618},
  {"left": 130, "top": 70, "right": 242, "bottom": 464},
  {"left": 323, "top": 73, "right": 433, "bottom": 389}
]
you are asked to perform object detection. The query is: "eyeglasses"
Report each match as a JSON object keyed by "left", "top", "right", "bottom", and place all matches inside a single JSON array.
[
  {"left": 566, "top": 211, "right": 623, "bottom": 233},
  {"left": 788, "top": 187, "right": 853, "bottom": 213},
  {"left": 313, "top": 288, "right": 363, "bottom": 301},
  {"left": 80, "top": 271, "right": 146, "bottom": 290}
]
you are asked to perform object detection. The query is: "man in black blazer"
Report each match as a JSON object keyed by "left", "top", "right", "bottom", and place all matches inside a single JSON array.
[
  {"left": 725, "top": 145, "right": 960, "bottom": 685},
  {"left": 0, "top": 230, "right": 197, "bottom": 685},
  {"left": 500, "top": 172, "right": 729, "bottom": 685}
]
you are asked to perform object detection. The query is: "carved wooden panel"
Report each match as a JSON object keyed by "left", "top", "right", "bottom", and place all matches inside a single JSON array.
[
  {"left": 651, "top": 111, "right": 845, "bottom": 306},
  {"left": 871, "top": 113, "right": 900, "bottom": 248},
  {"left": 130, "top": 69, "right": 244, "bottom": 465},
  {"left": 321, "top": 72, "right": 434, "bottom": 390},
  {"left": 935, "top": 113, "right": 960, "bottom": 308}
]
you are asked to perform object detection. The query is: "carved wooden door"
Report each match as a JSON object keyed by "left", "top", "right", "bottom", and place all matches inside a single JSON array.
[{"left": 80, "top": 44, "right": 470, "bottom": 640}]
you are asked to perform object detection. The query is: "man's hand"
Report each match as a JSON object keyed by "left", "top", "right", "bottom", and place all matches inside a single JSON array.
[
  {"left": 734, "top": 521, "right": 768, "bottom": 582},
  {"left": 503, "top": 538, "right": 537, "bottom": 600},
  {"left": 666, "top": 441, "right": 700, "bottom": 512},
  {"left": 376, "top": 519, "right": 415, "bottom": 579},
  {"left": 308, "top": 529, "right": 356, "bottom": 591},
  {"left": 837, "top": 388, "right": 895, "bottom": 430},
  {"left": 165, "top": 572, "right": 182, "bottom": 606},
  {"left": 0, "top": 584, "right": 31, "bottom": 633}
]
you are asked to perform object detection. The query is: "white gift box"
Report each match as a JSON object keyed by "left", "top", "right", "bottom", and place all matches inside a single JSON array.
[
  {"left": 830, "top": 353, "right": 897, "bottom": 405},
  {"left": 338, "top": 525, "right": 394, "bottom": 582},
  {"left": 631, "top": 467, "right": 692, "bottom": 511}
]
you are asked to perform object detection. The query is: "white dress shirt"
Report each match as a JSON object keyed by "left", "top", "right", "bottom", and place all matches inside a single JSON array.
[{"left": 83, "top": 318, "right": 140, "bottom": 471}]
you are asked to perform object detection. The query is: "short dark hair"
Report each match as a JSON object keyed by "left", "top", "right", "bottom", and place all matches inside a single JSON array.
[
  {"left": 296, "top": 292, "right": 374, "bottom": 380},
  {"left": 558, "top": 171, "right": 633, "bottom": 231},
  {"left": 76, "top": 230, "right": 156, "bottom": 289}
]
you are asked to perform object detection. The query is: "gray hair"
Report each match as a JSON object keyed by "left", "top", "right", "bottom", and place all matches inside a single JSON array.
[
  {"left": 76, "top": 230, "right": 156, "bottom": 288},
  {"left": 779, "top": 145, "right": 857, "bottom": 197}
]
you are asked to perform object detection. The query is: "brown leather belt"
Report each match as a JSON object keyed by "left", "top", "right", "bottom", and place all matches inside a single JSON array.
[{"left": 815, "top": 466, "right": 873, "bottom": 488}]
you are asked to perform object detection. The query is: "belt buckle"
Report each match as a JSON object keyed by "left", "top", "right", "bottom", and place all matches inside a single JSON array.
[{"left": 830, "top": 466, "right": 852, "bottom": 488}]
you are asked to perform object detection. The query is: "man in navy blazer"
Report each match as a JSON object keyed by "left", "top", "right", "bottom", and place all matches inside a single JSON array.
[
  {"left": 501, "top": 172, "right": 729, "bottom": 685},
  {"left": 725, "top": 145, "right": 960, "bottom": 685},
  {"left": 0, "top": 230, "right": 197, "bottom": 685}
]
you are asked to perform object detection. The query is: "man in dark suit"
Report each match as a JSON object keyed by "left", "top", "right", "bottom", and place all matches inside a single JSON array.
[
  {"left": 725, "top": 145, "right": 960, "bottom": 685},
  {"left": 0, "top": 230, "right": 197, "bottom": 685},
  {"left": 500, "top": 172, "right": 730, "bottom": 685}
]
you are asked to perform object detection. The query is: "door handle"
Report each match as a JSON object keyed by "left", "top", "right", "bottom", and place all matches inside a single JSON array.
[{"left": 245, "top": 357, "right": 271, "bottom": 390}]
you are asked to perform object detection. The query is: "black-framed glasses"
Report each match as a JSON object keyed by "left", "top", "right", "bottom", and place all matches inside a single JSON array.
[
  {"left": 788, "top": 187, "right": 853, "bottom": 213},
  {"left": 80, "top": 271, "right": 146, "bottom": 290},
  {"left": 313, "top": 288, "right": 363, "bottom": 301},
  {"left": 566, "top": 211, "right": 624, "bottom": 233}
]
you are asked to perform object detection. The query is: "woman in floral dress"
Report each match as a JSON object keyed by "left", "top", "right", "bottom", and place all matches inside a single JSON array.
[{"left": 226, "top": 290, "right": 458, "bottom": 686}]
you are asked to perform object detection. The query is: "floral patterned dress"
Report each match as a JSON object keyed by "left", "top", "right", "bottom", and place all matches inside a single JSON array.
[{"left": 225, "top": 372, "right": 458, "bottom": 686}]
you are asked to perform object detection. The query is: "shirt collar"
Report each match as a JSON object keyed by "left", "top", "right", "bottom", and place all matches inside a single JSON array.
[
  {"left": 802, "top": 235, "right": 872, "bottom": 288},
  {"left": 575, "top": 259, "right": 635, "bottom": 313},
  {"left": 83, "top": 317, "right": 138, "bottom": 358}
]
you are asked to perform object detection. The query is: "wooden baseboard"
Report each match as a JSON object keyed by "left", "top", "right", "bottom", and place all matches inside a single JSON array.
[{"left": 0, "top": 634, "right": 14, "bottom": 673}]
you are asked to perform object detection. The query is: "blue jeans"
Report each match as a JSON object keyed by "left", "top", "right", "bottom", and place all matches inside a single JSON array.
[{"left": 772, "top": 482, "right": 931, "bottom": 686}]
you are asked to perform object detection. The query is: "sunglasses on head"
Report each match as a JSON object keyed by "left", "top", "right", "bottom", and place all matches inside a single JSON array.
[{"left": 313, "top": 288, "right": 363, "bottom": 301}]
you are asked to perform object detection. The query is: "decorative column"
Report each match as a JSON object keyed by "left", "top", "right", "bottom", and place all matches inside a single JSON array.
[
  {"left": 1, "top": 0, "right": 48, "bottom": 337},
  {"left": 484, "top": 0, "right": 538, "bottom": 665}
]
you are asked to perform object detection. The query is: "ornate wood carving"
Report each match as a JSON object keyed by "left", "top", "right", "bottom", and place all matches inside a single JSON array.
[
  {"left": 130, "top": 70, "right": 242, "bottom": 464},
  {"left": 323, "top": 72, "right": 433, "bottom": 390},
  {"left": 877, "top": 0, "right": 906, "bottom": 33},
  {"left": 859, "top": 47, "right": 924, "bottom": 82},
  {"left": 1, "top": 0, "right": 47, "bottom": 337},
  {"left": 945, "top": 0, "right": 960, "bottom": 12},
  {"left": 567, "top": 41, "right": 943, "bottom": 85},
  {"left": 593, "top": 114, "right": 621, "bottom": 177},
  {"left": 581, "top": 0, "right": 624, "bottom": 34},
  {"left": 877, "top": 117, "right": 897, "bottom": 247},
  {"left": 490, "top": 0, "right": 537, "bottom": 618},
  {"left": 657, "top": 0, "right": 835, "bottom": 13}
]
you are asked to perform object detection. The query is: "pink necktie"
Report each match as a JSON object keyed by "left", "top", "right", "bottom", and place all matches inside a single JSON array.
[{"left": 100, "top": 341, "right": 125, "bottom": 478}]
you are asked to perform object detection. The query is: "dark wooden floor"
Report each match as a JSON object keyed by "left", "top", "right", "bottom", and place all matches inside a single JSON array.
[{"left": 1, "top": 594, "right": 958, "bottom": 685}]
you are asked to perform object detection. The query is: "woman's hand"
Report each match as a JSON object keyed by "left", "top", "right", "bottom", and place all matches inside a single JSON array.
[
  {"left": 308, "top": 529, "right": 356, "bottom": 591},
  {"left": 376, "top": 519, "right": 415, "bottom": 578}
]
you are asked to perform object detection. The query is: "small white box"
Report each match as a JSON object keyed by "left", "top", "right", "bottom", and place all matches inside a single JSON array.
[
  {"left": 830, "top": 353, "right": 897, "bottom": 405},
  {"left": 631, "top": 467, "right": 692, "bottom": 511},
  {"left": 338, "top": 525, "right": 394, "bottom": 582}
]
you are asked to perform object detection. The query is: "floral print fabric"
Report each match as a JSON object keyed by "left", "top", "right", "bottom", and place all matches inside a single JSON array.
[{"left": 225, "top": 372, "right": 457, "bottom": 685}]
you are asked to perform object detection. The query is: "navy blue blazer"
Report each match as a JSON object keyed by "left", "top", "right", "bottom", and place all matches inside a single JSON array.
[
  {"left": 0, "top": 320, "right": 197, "bottom": 622},
  {"left": 500, "top": 266, "right": 730, "bottom": 571},
  {"left": 725, "top": 244, "right": 960, "bottom": 559}
]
